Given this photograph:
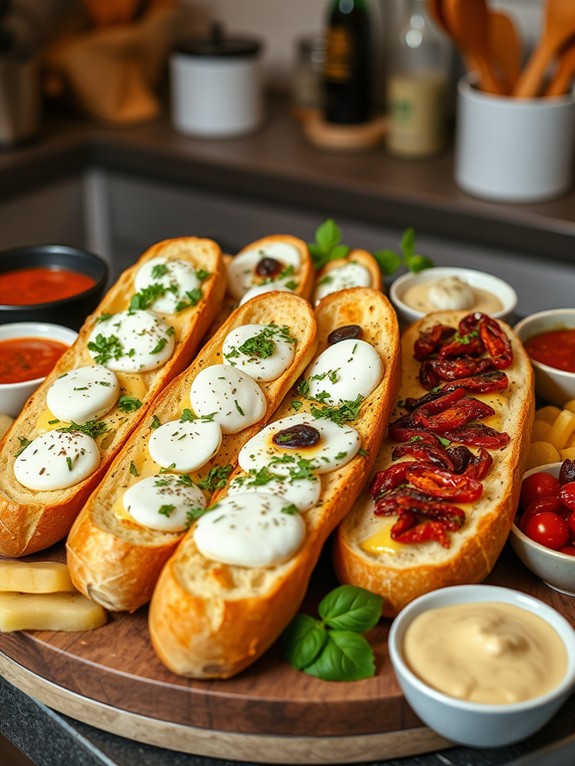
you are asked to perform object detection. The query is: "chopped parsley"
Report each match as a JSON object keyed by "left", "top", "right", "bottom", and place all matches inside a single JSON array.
[
  {"left": 150, "top": 414, "right": 161, "bottom": 430},
  {"left": 158, "top": 504, "right": 176, "bottom": 517},
  {"left": 58, "top": 420, "right": 108, "bottom": 439},
  {"left": 129, "top": 461, "right": 140, "bottom": 477},
  {"left": 15, "top": 437, "right": 32, "bottom": 457},
  {"left": 310, "top": 394, "right": 364, "bottom": 425},
  {"left": 87, "top": 333, "right": 124, "bottom": 366},
  {"left": 118, "top": 395, "right": 142, "bottom": 413},
  {"left": 197, "top": 464, "right": 233, "bottom": 492}
]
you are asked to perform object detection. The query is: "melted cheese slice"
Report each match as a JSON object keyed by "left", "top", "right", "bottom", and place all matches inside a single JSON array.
[
  {"left": 134, "top": 256, "right": 202, "bottom": 314},
  {"left": 239, "top": 281, "right": 294, "bottom": 306},
  {"left": 238, "top": 413, "right": 361, "bottom": 476},
  {"left": 313, "top": 262, "right": 371, "bottom": 305},
  {"left": 222, "top": 323, "right": 296, "bottom": 382},
  {"left": 46, "top": 365, "right": 119, "bottom": 424},
  {"left": 194, "top": 492, "right": 306, "bottom": 567},
  {"left": 189, "top": 364, "right": 267, "bottom": 434},
  {"left": 148, "top": 417, "right": 222, "bottom": 472},
  {"left": 87, "top": 310, "right": 175, "bottom": 373},
  {"left": 304, "top": 339, "right": 383, "bottom": 405},
  {"left": 0, "top": 592, "right": 107, "bottom": 632},
  {"left": 123, "top": 473, "right": 206, "bottom": 532},
  {"left": 361, "top": 517, "right": 404, "bottom": 554},
  {"left": 227, "top": 242, "right": 302, "bottom": 300},
  {"left": 14, "top": 431, "right": 100, "bottom": 491}
]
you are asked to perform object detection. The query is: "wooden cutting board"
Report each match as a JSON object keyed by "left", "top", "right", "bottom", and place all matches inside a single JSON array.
[{"left": 0, "top": 542, "right": 573, "bottom": 764}]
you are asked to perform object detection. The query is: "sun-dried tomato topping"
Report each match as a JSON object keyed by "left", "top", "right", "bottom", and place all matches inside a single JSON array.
[
  {"left": 440, "top": 370, "right": 509, "bottom": 394},
  {"left": 419, "top": 360, "right": 442, "bottom": 390},
  {"left": 462, "top": 447, "right": 493, "bottom": 480},
  {"left": 390, "top": 510, "right": 417, "bottom": 537},
  {"left": 413, "top": 324, "right": 457, "bottom": 361},
  {"left": 375, "top": 487, "right": 466, "bottom": 528},
  {"left": 387, "top": 423, "right": 444, "bottom": 446},
  {"left": 431, "top": 357, "right": 496, "bottom": 381},
  {"left": 458, "top": 312, "right": 484, "bottom": 336},
  {"left": 445, "top": 445, "right": 473, "bottom": 473},
  {"left": 438, "top": 334, "right": 485, "bottom": 360},
  {"left": 413, "top": 396, "right": 495, "bottom": 432},
  {"left": 394, "top": 520, "right": 452, "bottom": 548},
  {"left": 405, "top": 465, "right": 483, "bottom": 502},
  {"left": 478, "top": 317, "right": 513, "bottom": 369},
  {"left": 441, "top": 422, "right": 510, "bottom": 449},
  {"left": 412, "top": 387, "right": 466, "bottom": 417},
  {"left": 370, "top": 462, "right": 410, "bottom": 497},
  {"left": 392, "top": 442, "right": 454, "bottom": 470}
]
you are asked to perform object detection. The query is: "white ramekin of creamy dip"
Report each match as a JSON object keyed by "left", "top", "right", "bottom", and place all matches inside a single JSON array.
[
  {"left": 389, "top": 584, "right": 575, "bottom": 748},
  {"left": 389, "top": 267, "right": 517, "bottom": 327}
]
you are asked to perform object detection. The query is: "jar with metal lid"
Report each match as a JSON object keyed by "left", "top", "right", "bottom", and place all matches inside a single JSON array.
[
  {"left": 170, "top": 23, "right": 264, "bottom": 138},
  {"left": 291, "top": 34, "right": 325, "bottom": 120}
]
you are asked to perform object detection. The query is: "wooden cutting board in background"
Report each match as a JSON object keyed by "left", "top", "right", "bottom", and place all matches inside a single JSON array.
[{"left": 0, "top": 543, "right": 573, "bottom": 764}]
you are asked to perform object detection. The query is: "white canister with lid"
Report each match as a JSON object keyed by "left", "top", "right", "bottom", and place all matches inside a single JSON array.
[{"left": 170, "top": 25, "right": 264, "bottom": 138}]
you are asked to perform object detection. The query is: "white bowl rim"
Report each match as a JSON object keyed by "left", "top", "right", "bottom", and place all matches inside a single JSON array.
[
  {"left": 389, "top": 267, "right": 518, "bottom": 319},
  {"left": 0, "top": 322, "right": 78, "bottom": 389},
  {"left": 512, "top": 462, "right": 575, "bottom": 563},
  {"left": 514, "top": 310, "right": 575, "bottom": 379},
  {"left": 389, "top": 583, "right": 575, "bottom": 713}
]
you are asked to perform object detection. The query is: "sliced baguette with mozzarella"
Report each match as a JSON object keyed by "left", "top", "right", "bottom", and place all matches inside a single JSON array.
[
  {"left": 334, "top": 310, "right": 535, "bottom": 617},
  {"left": 312, "top": 248, "right": 382, "bottom": 306},
  {"left": 0, "top": 237, "right": 226, "bottom": 557},
  {"left": 66, "top": 292, "right": 318, "bottom": 612},
  {"left": 148, "top": 287, "right": 401, "bottom": 678}
]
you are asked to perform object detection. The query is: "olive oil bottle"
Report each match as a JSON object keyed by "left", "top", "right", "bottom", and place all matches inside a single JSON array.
[{"left": 322, "top": 0, "right": 371, "bottom": 124}]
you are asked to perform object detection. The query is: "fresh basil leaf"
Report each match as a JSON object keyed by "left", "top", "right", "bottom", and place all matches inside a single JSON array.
[
  {"left": 283, "top": 614, "right": 327, "bottom": 670},
  {"left": 315, "top": 219, "right": 342, "bottom": 254},
  {"left": 319, "top": 585, "right": 383, "bottom": 632},
  {"left": 372, "top": 248, "right": 403, "bottom": 276},
  {"left": 401, "top": 227, "right": 416, "bottom": 257},
  {"left": 406, "top": 253, "right": 434, "bottom": 273},
  {"left": 330, "top": 244, "right": 350, "bottom": 260},
  {"left": 303, "top": 630, "right": 376, "bottom": 682}
]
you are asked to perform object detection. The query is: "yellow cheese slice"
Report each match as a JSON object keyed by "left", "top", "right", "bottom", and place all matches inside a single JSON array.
[
  {"left": 0, "top": 592, "right": 107, "bottom": 632},
  {"left": 361, "top": 518, "right": 403, "bottom": 555},
  {"left": 0, "top": 560, "right": 74, "bottom": 593}
]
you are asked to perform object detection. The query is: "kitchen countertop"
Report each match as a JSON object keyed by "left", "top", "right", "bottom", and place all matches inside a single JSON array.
[{"left": 1, "top": 94, "right": 575, "bottom": 766}]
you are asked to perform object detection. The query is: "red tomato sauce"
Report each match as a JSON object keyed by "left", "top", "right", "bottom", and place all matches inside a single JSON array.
[
  {"left": 524, "top": 329, "right": 575, "bottom": 373},
  {"left": 0, "top": 267, "right": 95, "bottom": 306},
  {"left": 0, "top": 337, "right": 69, "bottom": 384}
]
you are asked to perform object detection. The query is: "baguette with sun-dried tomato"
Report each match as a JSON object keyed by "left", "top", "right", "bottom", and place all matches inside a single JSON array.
[{"left": 334, "top": 310, "right": 535, "bottom": 617}]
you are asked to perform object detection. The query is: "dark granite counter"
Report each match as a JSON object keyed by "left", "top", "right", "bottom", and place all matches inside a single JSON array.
[{"left": 1, "top": 95, "right": 575, "bottom": 766}]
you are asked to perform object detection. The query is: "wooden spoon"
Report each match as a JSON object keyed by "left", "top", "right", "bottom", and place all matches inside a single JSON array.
[
  {"left": 426, "top": 0, "right": 478, "bottom": 71},
  {"left": 544, "top": 38, "right": 575, "bottom": 96},
  {"left": 513, "top": 0, "right": 575, "bottom": 98},
  {"left": 443, "top": 0, "right": 507, "bottom": 94},
  {"left": 490, "top": 11, "right": 522, "bottom": 93}
]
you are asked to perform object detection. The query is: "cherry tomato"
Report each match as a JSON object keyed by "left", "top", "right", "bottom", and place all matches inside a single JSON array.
[
  {"left": 524, "top": 511, "right": 570, "bottom": 550},
  {"left": 520, "top": 472, "right": 561, "bottom": 508},
  {"left": 520, "top": 496, "right": 563, "bottom": 533},
  {"left": 567, "top": 512, "right": 575, "bottom": 541},
  {"left": 560, "top": 482, "right": 575, "bottom": 513},
  {"left": 560, "top": 547, "right": 575, "bottom": 557}
]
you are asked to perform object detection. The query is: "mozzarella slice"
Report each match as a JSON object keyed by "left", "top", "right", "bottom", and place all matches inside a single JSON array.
[
  {"left": 227, "top": 242, "right": 302, "bottom": 300},
  {"left": 313, "top": 262, "right": 371, "bottom": 305},
  {"left": 46, "top": 365, "right": 119, "bottom": 424},
  {"left": 222, "top": 323, "right": 296, "bottom": 382},
  {"left": 238, "top": 413, "right": 361, "bottom": 476},
  {"left": 228, "top": 472, "right": 321, "bottom": 512},
  {"left": 305, "top": 339, "right": 383, "bottom": 405},
  {"left": 123, "top": 473, "right": 206, "bottom": 533},
  {"left": 427, "top": 276, "right": 475, "bottom": 310},
  {"left": 87, "top": 310, "right": 175, "bottom": 373},
  {"left": 239, "top": 280, "right": 294, "bottom": 306},
  {"left": 134, "top": 256, "right": 202, "bottom": 314},
  {"left": 148, "top": 416, "right": 222, "bottom": 472},
  {"left": 189, "top": 364, "right": 266, "bottom": 434},
  {"left": 14, "top": 430, "right": 100, "bottom": 491},
  {"left": 194, "top": 492, "right": 306, "bottom": 567}
]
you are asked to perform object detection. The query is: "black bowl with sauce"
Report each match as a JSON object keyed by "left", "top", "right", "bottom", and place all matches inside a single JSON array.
[{"left": 0, "top": 244, "right": 109, "bottom": 330}]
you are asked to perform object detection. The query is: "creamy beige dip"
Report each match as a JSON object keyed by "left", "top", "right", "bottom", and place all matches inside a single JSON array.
[
  {"left": 403, "top": 602, "right": 567, "bottom": 704},
  {"left": 402, "top": 275, "right": 503, "bottom": 315}
]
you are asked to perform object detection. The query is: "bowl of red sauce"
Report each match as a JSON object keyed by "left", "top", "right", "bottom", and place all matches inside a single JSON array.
[
  {"left": 0, "top": 244, "right": 109, "bottom": 330},
  {"left": 0, "top": 322, "right": 78, "bottom": 418},
  {"left": 515, "top": 309, "right": 575, "bottom": 407}
]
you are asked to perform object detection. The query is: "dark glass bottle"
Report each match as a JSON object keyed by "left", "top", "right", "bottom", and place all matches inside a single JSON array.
[{"left": 322, "top": 0, "right": 371, "bottom": 124}]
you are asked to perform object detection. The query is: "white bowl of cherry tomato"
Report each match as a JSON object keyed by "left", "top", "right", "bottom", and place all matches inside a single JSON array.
[{"left": 510, "top": 460, "right": 575, "bottom": 596}]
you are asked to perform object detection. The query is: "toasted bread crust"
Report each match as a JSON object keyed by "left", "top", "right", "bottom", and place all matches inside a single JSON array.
[
  {"left": 66, "top": 292, "right": 319, "bottom": 612},
  {"left": 0, "top": 237, "right": 226, "bottom": 557},
  {"left": 148, "top": 288, "right": 401, "bottom": 678},
  {"left": 333, "top": 311, "right": 535, "bottom": 617}
]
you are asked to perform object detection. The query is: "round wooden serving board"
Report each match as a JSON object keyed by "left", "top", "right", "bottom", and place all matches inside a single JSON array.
[{"left": 0, "top": 543, "right": 574, "bottom": 763}]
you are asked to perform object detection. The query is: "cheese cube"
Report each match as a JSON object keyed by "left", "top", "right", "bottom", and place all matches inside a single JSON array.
[
  {"left": 0, "top": 560, "right": 74, "bottom": 593},
  {"left": 0, "top": 592, "right": 107, "bottom": 632}
]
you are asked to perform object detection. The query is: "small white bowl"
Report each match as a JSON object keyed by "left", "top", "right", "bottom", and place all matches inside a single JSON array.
[
  {"left": 510, "top": 462, "right": 575, "bottom": 597},
  {"left": 389, "top": 584, "right": 575, "bottom": 748},
  {"left": 514, "top": 309, "right": 575, "bottom": 407},
  {"left": 0, "top": 322, "right": 78, "bottom": 418},
  {"left": 389, "top": 266, "right": 517, "bottom": 327}
]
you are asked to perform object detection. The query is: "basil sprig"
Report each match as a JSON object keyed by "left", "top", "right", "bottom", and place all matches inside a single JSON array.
[{"left": 283, "top": 585, "right": 383, "bottom": 681}]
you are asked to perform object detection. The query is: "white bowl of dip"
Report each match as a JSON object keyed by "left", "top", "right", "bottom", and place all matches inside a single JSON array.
[
  {"left": 389, "top": 584, "right": 575, "bottom": 748},
  {"left": 389, "top": 267, "right": 518, "bottom": 327}
]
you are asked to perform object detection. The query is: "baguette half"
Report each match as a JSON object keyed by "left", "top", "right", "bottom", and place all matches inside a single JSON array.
[
  {"left": 148, "top": 287, "right": 401, "bottom": 678},
  {"left": 334, "top": 310, "right": 535, "bottom": 617},
  {"left": 66, "top": 291, "right": 318, "bottom": 612},
  {"left": 0, "top": 237, "right": 226, "bottom": 557}
]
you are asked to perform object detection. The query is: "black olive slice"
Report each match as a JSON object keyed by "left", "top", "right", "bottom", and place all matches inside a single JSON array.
[
  {"left": 255, "top": 257, "right": 283, "bottom": 277},
  {"left": 272, "top": 423, "right": 320, "bottom": 448},
  {"left": 327, "top": 324, "right": 364, "bottom": 345}
]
